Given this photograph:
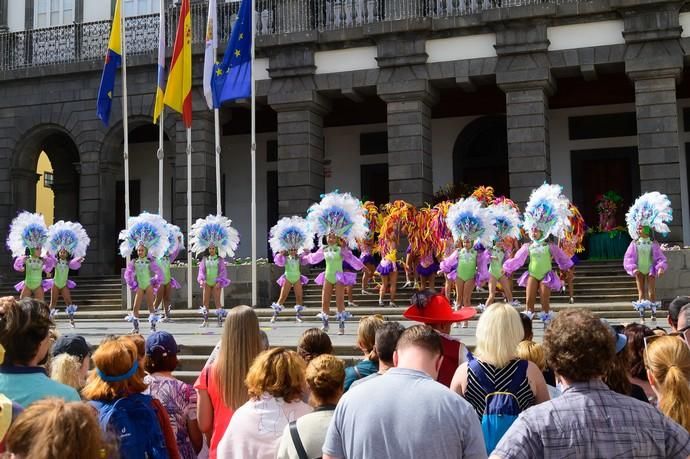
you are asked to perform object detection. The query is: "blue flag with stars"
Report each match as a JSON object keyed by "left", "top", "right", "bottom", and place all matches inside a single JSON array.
[{"left": 212, "top": 0, "right": 252, "bottom": 107}]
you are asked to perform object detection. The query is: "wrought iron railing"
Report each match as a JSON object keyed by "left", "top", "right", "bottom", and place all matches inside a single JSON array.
[{"left": 0, "top": 0, "right": 581, "bottom": 72}]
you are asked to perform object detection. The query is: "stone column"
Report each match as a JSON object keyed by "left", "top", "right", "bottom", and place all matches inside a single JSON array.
[
  {"left": 269, "top": 91, "right": 329, "bottom": 217},
  {"left": 378, "top": 80, "right": 437, "bottom": 206},
  {"left": 81, "top": 159, "right": 116, "bottom": 275},
  {"left": 0, "top": 0, "right": 8, "bottom": 32}
]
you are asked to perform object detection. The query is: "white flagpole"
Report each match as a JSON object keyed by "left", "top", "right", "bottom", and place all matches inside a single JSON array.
[
  {"left": 121, "top": 3, "right": 132, "bottom": 311},
  {"left": 187, "top": 127, "right": 193, "bottom": 310},
  {"left": 157, "top": 0, "right": 165, "bottom": 216},
  {"left": 212, "top": 0, "right": 224, "bottom": 307},
  {"left": 250, "top": 0, "right": 257, "bottom": 307}
]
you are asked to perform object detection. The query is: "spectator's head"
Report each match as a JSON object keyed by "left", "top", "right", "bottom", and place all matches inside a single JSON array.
[
  {"left": 5, "top": 398, "right": 111, "bottom": 459},
  {"left": 644, "top": 336, "right": 690, "bottom": 432},
  {"left": 216, "top": 305, "right": 263, "bottom": 410},
  {"left": 375, "top": 322, "right": 405, "bottom": 367},
  {"left": 668, "top": 296, "right": 690, "bottom": 332},
  {"left": 122, "top": 334, "right": 145, "bottom": 369},
  {"left": 516, "top": 340, "right": 545, "bottom": 371},
  {"left": 144, "top": 331, "right": 179, "bottom": 374},
  {"left": 356, "top": 315, "right": 385, "bottom": 361},
  {"left": 50, "top": 353, "right": 86, "bottom": 390},
  {"left": 394, "top": 325, "right": 443, "bottom": 379},
  {"left": 306, "top": 354, "right": 345, "bottom": 407},
  {"left": 475, "top": 303, "right": 524, "bottom": 368},
  {"left": 51, "top": 334, "right": 92, "bottom": 383},
  {"left": 544, "top": 310, "right": 614, "bottom": 383},
  {"left": 602, "top": 322, "right": 633, "bottom": 396},
  {"left": 260, "top": 330, "right": 270, "bottom": 350},
  {"left": 624, "top": 323, "right": 655, "bottom": 380},
  {"left": 520, "top": 313, "right": 534, "bottom": 341},
  {"left": 678, "top": 304, "right": 690, "bottom": 332},
  {"left": 82, "top": 336, "right": 147, "bottom": 402},
  {"left": 297, "top": 328, "right": 333, "bottom": 363},
  {"left": 246, "top": 348, "right": 306, "bottom": 403},
  {"left": 0, "top": 297, "right": 51, "bottom": 366}
]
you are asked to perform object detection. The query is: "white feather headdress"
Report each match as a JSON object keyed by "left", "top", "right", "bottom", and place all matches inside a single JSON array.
[
  {"left": 306, "top": 191, "right": 368, "bottom": 249},
  {"left": 190, "top": 214, "right": 240, "bottom": 258},
  {"left": 269, "top": 216, "right": 314, "bottom": 254},
  {"left": 446, "top": 197, "right": 495, "bottom": 246},
  {"left": 118, "top": 212, "right": 169, "bottom": 259},
  {"left": 47, "top": 221, "right": 90, "bottom": 259},
  {"left": 165, "top": 223, "right": 185, "bottom": 256},
  {"left": 488, "top": 202, "right": 521, "bottom": 243},
  {"left": 625, "top": 192, "right": 673, "bottom": 239},
  {"left": 523, "top": 183, "right": 572, "bottom": 241},
  {"left": 7, "top": 211, "right": 48, "bottom": 257}
]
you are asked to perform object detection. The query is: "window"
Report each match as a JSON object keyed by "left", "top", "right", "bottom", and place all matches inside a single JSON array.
[
  {"left": 124, "top": 0, "right": 160, "bottom": 16},
  {"left": 43, "top": 172, "right": 54, "bottom": 189},
  {"left": 360, "top": 132, "right": 388, "bottom": 156},
  {"left": 568, "top": 112, "right": 637, "bottom": 140},
  {"left": 35, "top": 0, "right": 74, "bottom": 28}
]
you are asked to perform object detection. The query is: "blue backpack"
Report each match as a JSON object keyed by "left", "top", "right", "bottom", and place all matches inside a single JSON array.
[
  {"left": 91, "top": 393, "right": 169, "bottom": 459},
  {"left": 468, "top": 358, "right": 528, "bottom": 454}
]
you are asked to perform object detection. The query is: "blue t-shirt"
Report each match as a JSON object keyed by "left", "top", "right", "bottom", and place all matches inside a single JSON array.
[
  {"left": 0, "top": 365, "right": 80, "bottom": 407},
  {"left": 344, "top": 360, "right": 378, "bottom": 392}
]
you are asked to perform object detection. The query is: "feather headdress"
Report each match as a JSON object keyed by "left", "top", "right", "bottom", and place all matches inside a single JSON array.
[
  {"left": 488, "top": 201, "right": 521, "bottom": 243},
  {"left": 561, "top": 203, "right": 586, "bottom": 255},
  {"left": 446, "top": 197, "right": 495, "bottom": 246},
  {"left": 377, "top": 200, "right": 417, "bottom": 256},
  {"left": 46, "top": 221, "right": 90, "bottom": 258},
  {"left": 430, "top": 200, "right": 453, "bottom": 256},
  {"left": 190, "top": 214, "right": 240, "bottom": 258},
  {"left": 471, "top": 186, "right": 495, "bottom": 206},
  {"left": 118, "top": 212, "right": 169, "bottom": 259},
  {"left": 269, "top": 216, "right": 314, "bottom": 254},
  {"left": 307, "top": 192, "right": 368, "bottom": 249},
  {"left": 523, "top": 183, "right": 572, "bottom": 242},
  {"left": 625, "top": 192, "right": 673, "bottom": 239},
  {"left": 7, "top": 211, "right": 48, "bottom": 257},
  {"left": 360, "top": 201, "right": 382, "bottom": 243},
  {"left": 165, "top": 223, "right": 185, "bottom": 257}
]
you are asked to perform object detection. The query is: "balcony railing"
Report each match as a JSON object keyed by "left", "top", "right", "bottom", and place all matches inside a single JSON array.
[{"left": 0, "top": 0, "right": 580, "bottom": 72}]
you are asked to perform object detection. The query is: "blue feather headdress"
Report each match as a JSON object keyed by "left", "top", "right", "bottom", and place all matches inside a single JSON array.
[
  {"left": 7, "top": 211, "right": 48, "bottom": 257},
  {"left": 47, "top": 221, "right": 90, "bottom": 259},
  {"left": 446, "top": 197, "right": 495, "bottom": 246},
  {"left": 488, "top": 202, "right": 521, "bottom": 243},
  {"left": 269, "top": 216, "right": 314, "bottom": 254},
  {"left": 118, "top": 212, "right": 169, "bottom": 259},
  {"left": 625, "top": 192, "right": 673, "bottom": 239},
  {"left": 190, "top": 214, "right": 240, "bottom": 258},
  {"left": 523, "top": 183, "right": 571, "bottom": 242},
  {"left": 307, "top": 191, "right": 368, "bottom": 249}
]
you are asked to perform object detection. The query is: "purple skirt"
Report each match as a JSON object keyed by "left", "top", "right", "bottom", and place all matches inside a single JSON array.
[
  {"left": 360, "top": 254, "right": 377, "bottom": 266},
  {"left": 44, "top": 279, "right": 77, "bottom": 290},
  {"left": 15, "top": 279, "right": 52, "bottom": 292},
  {"left": 417, "top": 262, "right": 440, "bottom": 277},
  {"left": 342, "top": 261, "right": 354, "bottom": 272},
  {"left": 277, "top": 274, "right": 309, "bottom": 287},
  {"left": 517, "top": 270, "right": 562, "bottom": 291},
  {"left": 376, "top": 262, "right": 402, "bottom": 276},
  {"left": 315, "top": 271, "right": 357, "bottom": 286}
]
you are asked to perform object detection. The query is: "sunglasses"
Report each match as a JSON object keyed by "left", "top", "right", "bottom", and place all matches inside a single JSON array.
[{"left": 644, "top": 328, "right": 690, "bottom": 350}]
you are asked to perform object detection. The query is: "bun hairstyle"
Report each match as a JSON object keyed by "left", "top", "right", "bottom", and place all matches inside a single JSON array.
[
  {"left": 0, "top": 297, "right": 52, "bottom": 365},
  {"left": 357, "top": 315, "right": 385, "bottom": 361},
  {"left": 306, "top": 354, "right": 345, "bottom": 403},
  {"left": 410, "top": 289, "right": 436, "bottom": 310}
]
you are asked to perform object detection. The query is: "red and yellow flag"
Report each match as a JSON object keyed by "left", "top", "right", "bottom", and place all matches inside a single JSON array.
[{"left": 163, "top": 0, "right": 192, "bottom": 127}]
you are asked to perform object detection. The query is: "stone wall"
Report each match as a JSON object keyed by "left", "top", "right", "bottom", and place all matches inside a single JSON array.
[{"left": 656, "top": 248, "right": 690, "bottom": 300}]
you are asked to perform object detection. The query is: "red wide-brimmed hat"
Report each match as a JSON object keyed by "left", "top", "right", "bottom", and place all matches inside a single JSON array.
[{"left": 403, "top": 293, "right": 476, "bottom": 324}]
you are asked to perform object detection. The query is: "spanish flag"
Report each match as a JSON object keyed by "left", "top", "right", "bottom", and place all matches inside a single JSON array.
[
  {"left": 164, "top": 0, "right": 192, "bottom": 128},
  {"left": 96, "top": 0, "right": 122, "bottom": 126}
]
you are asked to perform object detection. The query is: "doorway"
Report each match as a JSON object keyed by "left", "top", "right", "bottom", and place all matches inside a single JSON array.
[{"left": 114, "top": 180, "right": 141, "bottom": 273}]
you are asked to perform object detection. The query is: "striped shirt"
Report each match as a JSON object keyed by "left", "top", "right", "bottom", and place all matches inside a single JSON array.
[
  {"left": 465, "top": 359, "right": 535, "bottom": 418},
  {"left": 492, "top": 380, "right": 690, "bottom": 459}
]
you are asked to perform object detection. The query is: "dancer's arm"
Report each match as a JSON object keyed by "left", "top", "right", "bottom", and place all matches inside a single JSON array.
[
  {"left": 43, "top": 254, "right": 57, "bottom": 273},
  {"left": 623, "top": 242, "right": 638, "bottom": 276},
  {"left": 342, "top": 249, "right": 364, "bottom": 271},
  {"left": 439, "top": 250, "right": 458, "bottom": 274},
  {"left": 216, "top": 258, "right": 230, "bottom": 288},
  {"left": 651, "top": 242, "right": 668, "bottom": 276},
  {"left": 150, "top": 258, "right": 164, "bottom": 290},
  {"left": 197, "top": 258, "right": 206, "bottom": 287},
  {"left": 123, "top": 261, "right": 138, "bottom": 290},
  {"left": 68, "top": 257, "right": 83, "bottom": 270},
  {"left": 549, "top": 243, "right": 574, "bottom": 272},
  {"left": 475, "top": 250, "right": 490, "bottom": 285},
  {"left": 13, "top": 256, "right": 26, "bottom": 272},
  {"left": 502, "top": 243, "right": 529, "bottom": 275},
  {"left": 304, "top": 247, "right": 324, "bottom": 265},
  {"left": 273, "top": 252, "right": 286, "bottom": 267}
]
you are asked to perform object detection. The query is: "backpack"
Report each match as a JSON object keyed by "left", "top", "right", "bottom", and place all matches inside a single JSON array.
[
  {"left": 91, "top": 393, "right": 170, "bottom": 459},
  {"left": 468, "top": 358, "right": 528, "bottom": 454}
]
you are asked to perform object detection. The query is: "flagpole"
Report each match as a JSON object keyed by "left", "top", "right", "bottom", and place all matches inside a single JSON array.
[
  {"left": 121, "top": 3, "right": 132, "bottom": 311},
  {"left": 158, "top": 111, "right": 164, "bottom": 215},
  {"left": 250, "top": 0, "right": 257, "bottom": 307},
  {"left": 187, "top": 127, "right": 193, "bottom": 310}
]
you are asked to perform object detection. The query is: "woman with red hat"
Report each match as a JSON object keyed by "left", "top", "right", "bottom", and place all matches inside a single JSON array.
[{"left": 403, "top": 290, "right": 475, "bottom": 387}]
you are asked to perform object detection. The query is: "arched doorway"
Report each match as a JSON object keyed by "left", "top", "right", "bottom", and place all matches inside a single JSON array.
[{"left": 453, "top": 115, "right": 509, "bottom": 197}]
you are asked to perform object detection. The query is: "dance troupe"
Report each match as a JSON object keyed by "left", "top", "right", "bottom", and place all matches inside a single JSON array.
[{"left": 5, "top": 184, "right": 672, "bottom": 332}]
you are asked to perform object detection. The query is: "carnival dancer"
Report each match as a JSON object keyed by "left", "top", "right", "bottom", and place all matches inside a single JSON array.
[
  {"left": 559, "top": 203, "right": 586, "bottom": 304},
  {"left": 469, "top": 187, "right": 496, "bottom": 294},
  {"left": 429, "top": 201, "right": 455, "bottom": 301},
  {"left": 440, "top": 197, "right": 493, "bottom": 328},
  {"left": 269, "top": 216, "right": 314, "bottom": 323},
  {"left": 376, "top": 201, "right": 416, "bottom": 308},
  {"left": 45, "top": 220, "right": 90, "bottom": 327},
  {"left": 484, "top": 199, "right": 521, "bottom": 308},
  {"left": 305, "top": 191, "right": 367, "bottom": 334},
  {"left": 503, "top": 184, "right": 574, "bottom": 326},
  {"left": 119, "top": 213, "right": 168, "bottom": 334},
  {"left": 411, "top": 207, "right": 439, "bottom": 291},
  {"left": 190, "top": 214, "right": 239, "bottom": 328},
  {"left": 8, "top": 211, "right": 53, "bottom": 303},
  {"left": 359, "top": 201, "right": 381, "bottom": 295},
  {"left": 623, "top": 192, "right": 671, "bottom": 322},
  {"left": 154, "top": 224, "right": 184, "bottom": 322}
]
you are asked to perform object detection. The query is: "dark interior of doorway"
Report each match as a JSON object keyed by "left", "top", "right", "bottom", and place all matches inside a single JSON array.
[
  {"left": 361, "top": 163, "right": 389, "bottom": 205},
  {"left": 115, "top": 180, "right": 141, "bottom": 273}
]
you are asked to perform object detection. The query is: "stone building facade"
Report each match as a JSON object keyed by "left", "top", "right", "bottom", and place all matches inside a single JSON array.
[{"left": 0, "top": 0, "right": 690, "bottom": 274}]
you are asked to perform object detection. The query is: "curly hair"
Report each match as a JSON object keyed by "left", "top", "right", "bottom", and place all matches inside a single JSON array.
[
  {"left": 0, "top": 297, "right": 51, "bottom": 365},
  {"left": 50, "top": 354, "right": 84, "bottom": 390},
  {"left": 306, "top": 354, "right": 345, "bottom": 404},
  {"left": 544, "top": 309, "right": 614, "bottom": 382},
  {"left": 246, "top": 348, "right": 306, "bottom": 403}
]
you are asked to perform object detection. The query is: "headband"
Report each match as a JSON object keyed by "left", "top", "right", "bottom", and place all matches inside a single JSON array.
[{"left": 96, "top": 360, "right": 139, "bottom": 383}]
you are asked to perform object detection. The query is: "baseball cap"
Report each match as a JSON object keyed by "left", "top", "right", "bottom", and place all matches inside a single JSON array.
[
  {"left": 145, "top": 331, "right": 179, "bottom": 356},
  {"left": 602, "top": 320, "right": 627, "bottom": 354},
  {"left": 51, "top": 334, "right": 92, "bottom": 361}
]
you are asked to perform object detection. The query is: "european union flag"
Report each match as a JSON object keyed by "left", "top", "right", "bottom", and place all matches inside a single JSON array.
[{"left": 212, "top": 0, "right": 252, "bottom": 107}]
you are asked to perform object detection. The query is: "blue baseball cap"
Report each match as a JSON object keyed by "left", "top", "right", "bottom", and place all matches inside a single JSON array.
[
  {"left": 602, "top": 320, "right": 627, "bottom": 354},
  {"left": 145, "top": 331, "right": 179, "bottom": 356}
]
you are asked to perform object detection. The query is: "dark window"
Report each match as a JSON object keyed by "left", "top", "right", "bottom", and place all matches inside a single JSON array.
[
  {"left": 267, "top": 140, "right": 277, "bottom": 162},
  {"left": 683, "top": 109, "right": 690, "bottom": 132},
  {"left": 361, "top": 163, "right": 389, "bottom": 204},
  {"left": 221, "top": 172, "right": 227, "bottom": 214},
  {"left": 568, "top": 113, "right": 637, "bottom": 140},
  {"left": 360, "top": 132, "right": 388, "bottom": 156},
  {"left": 686, "top": 144, "right": 690, "bottom": 224}
]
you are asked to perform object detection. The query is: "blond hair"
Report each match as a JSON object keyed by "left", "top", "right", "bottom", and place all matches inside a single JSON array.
[
  {"left": 644, "top": 336, "right": 690, "bottom": 432},
  {"left": 357, "top": 315, "right": 385, "bottom": 360},
  {"left": 474, "top": 302, "right": 524, "bottom": 368},
  {"left": 81, "top": 337, "right": 147, "bottom": 402},
  {"left": 306, "top": 354, "right": 345, "bottom": 404},
  {"left": 214, "top": 305, "right": 263, "bottom": 409},
  {"left": 516, "top": 340, "right": 545, "bottom": 371},
  {"left": 50, "top": 353, "right": 84, "bottom": 390},
  {"left": 246, "top": 348, "right": 306, "bottom": 403}
]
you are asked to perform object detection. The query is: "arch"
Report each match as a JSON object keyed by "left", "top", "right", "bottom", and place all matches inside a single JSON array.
[{"left": 453, "top": 115, "right": 509, "bottom": 197}]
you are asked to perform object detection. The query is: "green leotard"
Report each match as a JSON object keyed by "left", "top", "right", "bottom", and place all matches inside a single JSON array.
[
  {"left": 205, "top": 256, "right": 219, "bottom": 287},
  {"left": 134, "top": 258, "right": 152, "bottom": 290},
  {"left": 528, "top": 242, "right": 551, "bottom": 281},
  {"left": 53, "top": 260, "right": 70, "bottom": 290},
  {"left": 285, "top": 256, "right": 301, "bottom": 284},
  {"left": 323, "top": 245, "right": 343, "bottom": 285},
  {"left": 159, "top": 257, "right": 172, "bottom": 285},
  {"left": 489, "top": 248, "right": 505, "bottom": 280},
  {"left": 457, "top": 248, "right": 477, "bottom": 282},
  {"left": 636, "top": 238, "right": 652, "bottom": 275},
  {"left": 25, "top": 257, "right": 43, "bottom": 291}
]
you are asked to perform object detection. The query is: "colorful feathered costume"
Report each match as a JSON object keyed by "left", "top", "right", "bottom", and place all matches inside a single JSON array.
[
  {"left": 8, "top": 212, "right": 53, "bottom": 298},
  {"left": 154, "top": 223, "right": 184, "bottom": 321}
]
